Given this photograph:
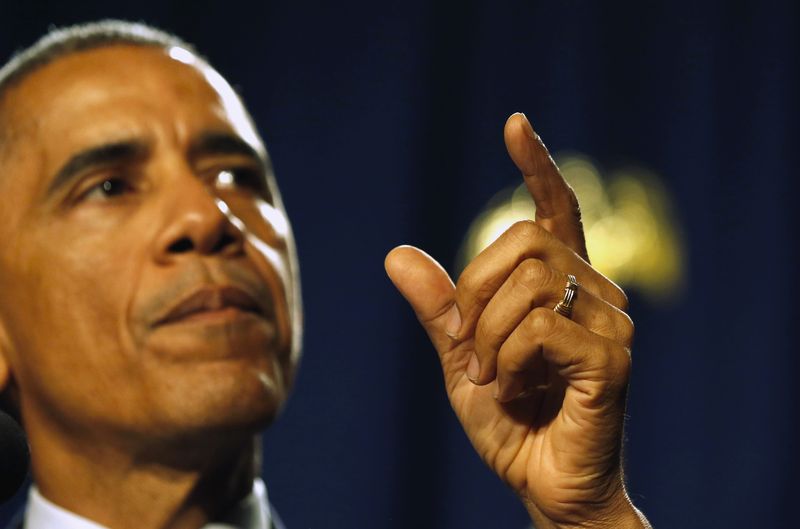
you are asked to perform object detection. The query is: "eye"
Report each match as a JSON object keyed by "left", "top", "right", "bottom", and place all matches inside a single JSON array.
[
  {"left": 215, "top": 170, "right": 237, "bottom": 188},
  {"left": 214, "top": 168, "right": 271, "bottom": 199},
  {"left": 82, "top": 177, "right": 135, "bottom": 201}
]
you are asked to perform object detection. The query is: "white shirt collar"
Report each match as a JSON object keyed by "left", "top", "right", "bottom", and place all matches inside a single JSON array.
[{"left": 24, "top": 478, "right": 273, "bottom": 529}]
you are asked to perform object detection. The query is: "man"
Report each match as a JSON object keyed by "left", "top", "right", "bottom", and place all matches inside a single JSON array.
[{"left": 0, "top": 21, "right": 650, "bottom": 528}]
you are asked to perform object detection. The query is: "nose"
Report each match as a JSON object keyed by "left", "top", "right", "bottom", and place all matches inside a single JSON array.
[{"left": 153, "top": 174, "right": 245, "bottom": 264}]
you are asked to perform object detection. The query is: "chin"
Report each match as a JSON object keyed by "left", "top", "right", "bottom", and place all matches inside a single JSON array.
[{"left": 145, "top": 356, "right": 290, "bottom": 441}]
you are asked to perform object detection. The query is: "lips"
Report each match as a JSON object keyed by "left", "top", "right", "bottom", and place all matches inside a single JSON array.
[{"left": 154, "top": 285, "right": 270, "bottom": 326}]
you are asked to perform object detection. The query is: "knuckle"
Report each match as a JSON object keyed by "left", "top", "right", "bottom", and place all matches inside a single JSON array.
[
  {"left": 581, "top": 342, "right": 631, "bottom": 406},
  {"left": 526, "top": 307, "right": 557, "bottom": 338},
  {"left": 454, "top": 268, "right": 474, "bottom": 293},
  {"left": 514, "top": 258, "right": 550, "bottom": 290},
  {"left": 587, "top": 309, "right": 615, "bottom": 338},
  {"left": 606, "top": 284, "right": 629, "bottom": 311},
  {"left": 599, "top": 278, "right": 628, "bottom": 312},
  {"left": 456, "top": 269, "right": 488, "bottom": 300},
  {"left": 615, "top": 312, "right": 635, "bottom": 345},
  {"left": 508, "top": 219, "right": 544, "bottom": 243},
  {"left": 592, "top": 308, "right": 635, "bottom": 345}
]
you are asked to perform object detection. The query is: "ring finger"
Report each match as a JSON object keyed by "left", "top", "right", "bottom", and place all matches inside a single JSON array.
[{"left": 469, "top": 257, "right": 633, "bottom": 385}]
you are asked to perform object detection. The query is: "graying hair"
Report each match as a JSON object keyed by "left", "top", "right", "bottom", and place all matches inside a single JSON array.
[{"left": 0, "top": 19, "right": 198, "bottom": 96}]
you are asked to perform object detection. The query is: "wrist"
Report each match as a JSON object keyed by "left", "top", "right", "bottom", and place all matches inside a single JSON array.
[
  {"left": 525, "top": 489, "right": 649, "bottom": 529},
  {"left": 572, "top": 503, "right": 647, "bottom": 529}
]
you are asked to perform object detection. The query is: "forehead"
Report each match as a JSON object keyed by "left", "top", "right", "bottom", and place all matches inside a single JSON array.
[{"left": 2, "top": 44, "right": 258, "bottom": 165}]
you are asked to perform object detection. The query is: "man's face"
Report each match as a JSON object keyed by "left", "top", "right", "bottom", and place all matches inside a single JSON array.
[{"left": 0, "top": 45, "right": 299, "bottom": 448}]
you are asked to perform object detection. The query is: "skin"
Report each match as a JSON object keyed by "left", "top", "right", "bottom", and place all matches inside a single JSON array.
[
  {"left": 0, "top": 45, "right": 298, "bottom": 528},
  {"left": 0, "top": 42, "right": 648, "bottom": 529},
  {"left": 385, "top": 115, "right": 651, "bottom": 528}
]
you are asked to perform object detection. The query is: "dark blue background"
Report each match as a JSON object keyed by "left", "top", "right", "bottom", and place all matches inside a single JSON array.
[{"left": 1, "top": 1, "right": 797, "bottom": 527}]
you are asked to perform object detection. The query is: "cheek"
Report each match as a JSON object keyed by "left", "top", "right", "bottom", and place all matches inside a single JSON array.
[
  {"left": 37, "top": 218, "right": 142, "bottom": 336},
  {"left": 216, "top": 192, "right": 289, "bottom": 247},
  {"left": 4, "top": 218, "right": 148, "bottom": 420}
]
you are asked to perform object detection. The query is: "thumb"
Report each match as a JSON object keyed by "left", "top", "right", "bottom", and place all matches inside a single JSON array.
[{"left": 384, "top": 245, "right": 459, "bottom": 355}]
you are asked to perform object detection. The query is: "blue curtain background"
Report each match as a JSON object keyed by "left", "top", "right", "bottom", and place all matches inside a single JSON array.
[{"left": 1, "top": 1, "right": 797, "bottom": 527}]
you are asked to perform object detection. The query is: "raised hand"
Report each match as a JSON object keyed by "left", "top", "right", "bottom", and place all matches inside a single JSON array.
[{"left": 385, "top": 113, "right": 649, "bottom": 528}]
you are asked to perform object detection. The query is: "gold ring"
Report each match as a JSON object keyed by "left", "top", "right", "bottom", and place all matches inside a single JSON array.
[{"left": 554, "top": 274, "right": 579, "bottom": 318}]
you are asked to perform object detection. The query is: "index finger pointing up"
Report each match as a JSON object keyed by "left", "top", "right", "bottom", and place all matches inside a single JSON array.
[{"left": 504, "top": 113, "right": 589, "bottom": 262}]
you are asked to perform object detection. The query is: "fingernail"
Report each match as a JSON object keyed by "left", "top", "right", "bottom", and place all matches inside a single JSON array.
[
  {"left": 444, "top": 304, "right": 461, "bottom": 339},
  {"left": 466, "top": 353, "right": 480, "bottom": 383}
]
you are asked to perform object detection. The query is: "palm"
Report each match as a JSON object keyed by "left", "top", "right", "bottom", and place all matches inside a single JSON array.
[{"left": 442, "top": 338, "right": 620, "bottom": 517}]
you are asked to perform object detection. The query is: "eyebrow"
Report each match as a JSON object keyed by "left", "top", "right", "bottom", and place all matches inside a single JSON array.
[
  {"left": 188, "top": 131, "right": 264, "bottom": 166},
  {"left": 44, "top": 132, "right": 265, "bottom": 199},
  {"left": 46, "top": 140, "right": 149, "bottom": 197}
]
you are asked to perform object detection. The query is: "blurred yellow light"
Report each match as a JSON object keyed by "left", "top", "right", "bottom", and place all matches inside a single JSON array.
[{"left": 457, "top": 154, "right": 685, "bottom": 304}]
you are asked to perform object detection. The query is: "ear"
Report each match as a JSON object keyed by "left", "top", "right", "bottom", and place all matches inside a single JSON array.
[
  {"left": 0, "top": 321, "right": 22, "bottom": 422},
  {"left": 0, "top": 360, "right": 8, "bottom": 392},
  {"left": 0, "top": 320, "right": 13, "bottom": 392}
]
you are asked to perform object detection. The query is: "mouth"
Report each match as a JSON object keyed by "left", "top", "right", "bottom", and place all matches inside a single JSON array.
[{"left": 154, "top": 285, "right": 271, "bottom": 327}]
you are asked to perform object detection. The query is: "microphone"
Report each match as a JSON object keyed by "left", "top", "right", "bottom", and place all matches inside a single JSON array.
[{"left": 0, "top": 409, "right": 29, "bottom": 503}]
